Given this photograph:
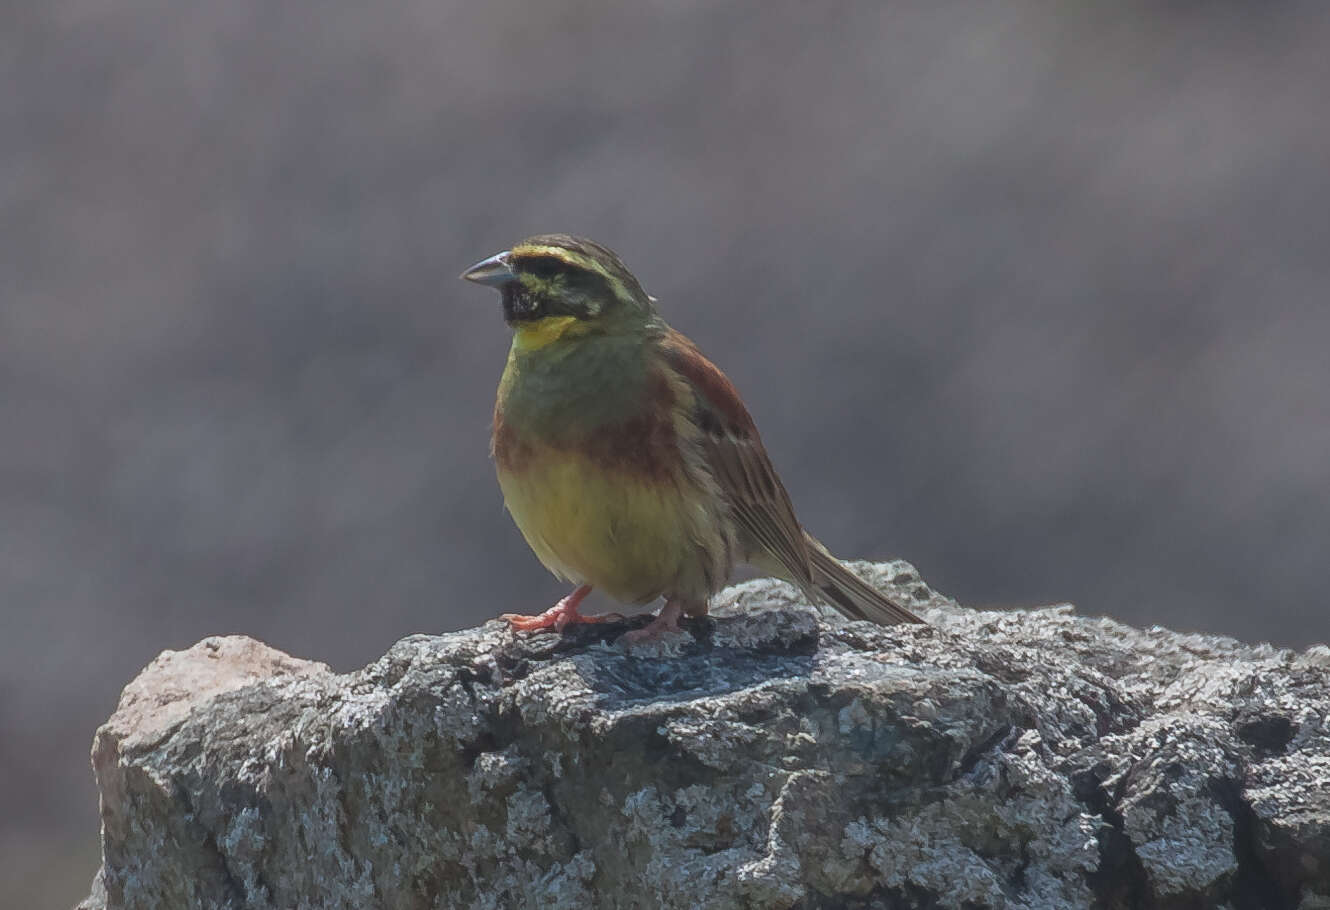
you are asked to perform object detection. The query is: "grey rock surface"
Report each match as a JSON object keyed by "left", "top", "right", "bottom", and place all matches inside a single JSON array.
[{"left": 80, "top": 563, "right": 1329, "bottom": 909}]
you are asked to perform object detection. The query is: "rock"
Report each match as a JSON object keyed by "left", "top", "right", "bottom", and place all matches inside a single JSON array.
[{"left": 79, "top": 562, "right": 1329, "bottom": 909}]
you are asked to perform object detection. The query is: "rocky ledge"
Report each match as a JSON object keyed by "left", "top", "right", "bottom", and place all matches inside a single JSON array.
[{"left": 81, "top": 562, "right": 1329, "bottom": 909}]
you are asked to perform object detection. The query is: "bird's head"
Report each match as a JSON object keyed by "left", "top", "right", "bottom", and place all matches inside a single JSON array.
[{"left": 461, "top": 235, "right": 656, "bottom": 345}]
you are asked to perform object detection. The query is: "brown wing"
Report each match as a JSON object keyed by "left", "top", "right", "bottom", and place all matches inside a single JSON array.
[
  {"left": 658, "top": 328, "right": 925, "bottom": 626},
  {"left": 657, "top": 329, "right": 814, "bottom": 586}
]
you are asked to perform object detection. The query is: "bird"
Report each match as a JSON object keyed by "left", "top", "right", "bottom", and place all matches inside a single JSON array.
[{"left": 461, "top": 234, "right": 924, "bottom": 642}]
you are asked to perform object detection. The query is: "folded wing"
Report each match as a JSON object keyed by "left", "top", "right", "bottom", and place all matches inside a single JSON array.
[{"left": 657, "top": 329, "right": 923, "bottom": 625}]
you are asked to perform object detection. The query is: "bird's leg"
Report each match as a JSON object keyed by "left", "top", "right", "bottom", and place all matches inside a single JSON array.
[
  {"left": 500, "top": 585, "right": 622, "bottom": 633},
  {"left": 621, "top": 598, "right": 686, "bottom": 645}
]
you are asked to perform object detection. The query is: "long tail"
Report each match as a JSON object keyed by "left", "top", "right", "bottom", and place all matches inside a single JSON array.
[{"left": 804, "top": 534, "right": 925, "bottom": 625}]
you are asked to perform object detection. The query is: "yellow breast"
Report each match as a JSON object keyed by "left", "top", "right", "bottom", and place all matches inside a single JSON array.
[{"left": 497, "top": 446, "right": 710, "bottom": 604}]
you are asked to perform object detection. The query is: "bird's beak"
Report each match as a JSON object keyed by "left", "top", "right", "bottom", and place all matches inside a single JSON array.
[{"left": 460, "top": 251, "right": 515, "bottom": 287}]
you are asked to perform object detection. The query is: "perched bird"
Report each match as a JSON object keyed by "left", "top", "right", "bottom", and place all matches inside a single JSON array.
[{"left": 461, "top": 234, "right": 923, "bottom": 641}]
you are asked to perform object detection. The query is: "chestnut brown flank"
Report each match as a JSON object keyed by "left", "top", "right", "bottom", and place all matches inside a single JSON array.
[
  {"left": 494, "top": 370, "right": 679, "bottom": 480},
  {"left": 491, "top": 408, "right": 531, "bottom": 470}
]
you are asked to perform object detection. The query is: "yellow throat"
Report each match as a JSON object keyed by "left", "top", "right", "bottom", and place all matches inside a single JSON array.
[{"left": 512, "top": 315, "right": 591, "bottom": 352}]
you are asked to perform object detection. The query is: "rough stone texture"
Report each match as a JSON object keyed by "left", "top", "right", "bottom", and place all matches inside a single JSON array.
[{"left": 80, "top": 562, "right": 1329, "bottom": 909}]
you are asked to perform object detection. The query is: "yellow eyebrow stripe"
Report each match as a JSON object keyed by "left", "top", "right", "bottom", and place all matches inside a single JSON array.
[
  {"left": 510, "top": 243, "right": 634, "bottom": 310},
  {"left": 512, "top": 245, "right": 594, "bottom": 268}
]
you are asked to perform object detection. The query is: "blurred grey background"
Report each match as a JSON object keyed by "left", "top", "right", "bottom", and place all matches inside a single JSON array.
[{"left": 6, "top": 1, "right": 1330, "bottom": 905}]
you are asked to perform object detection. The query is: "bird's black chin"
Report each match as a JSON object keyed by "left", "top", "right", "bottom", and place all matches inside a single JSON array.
[{"left": 501, "top": 285, "right": 539, "bottom": 324}]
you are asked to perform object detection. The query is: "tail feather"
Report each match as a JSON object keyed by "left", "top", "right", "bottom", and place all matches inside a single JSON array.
[{"left": 804, "top": 534, "right": 925, "bottom": 625}]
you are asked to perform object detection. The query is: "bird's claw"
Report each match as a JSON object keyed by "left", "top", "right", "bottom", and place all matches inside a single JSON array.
[
  {"left": 501, "top": 586, "right": 622, "bottom": 633},
  {"left": 617, "top": 600, "right": 685, "bottom": 646}
]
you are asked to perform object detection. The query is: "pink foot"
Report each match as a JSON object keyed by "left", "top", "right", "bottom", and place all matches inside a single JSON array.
[
  {"left": 501, "top": 586, "right": 622, "bottom": 633},
  {"left": 620, "top": 600, "right": 686, "bottom": 645}
]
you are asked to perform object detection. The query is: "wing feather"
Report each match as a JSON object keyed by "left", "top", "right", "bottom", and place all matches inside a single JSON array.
[
  {"left": 657, "top": 330, "right": 814, "bottom": 586},
  {"left": 657, "top": 328, "right": 924, "bottom": 625}
]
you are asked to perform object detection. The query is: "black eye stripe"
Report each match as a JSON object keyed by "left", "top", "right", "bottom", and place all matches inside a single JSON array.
[
  {"left": 522, "top": 256, "right": 566, "bottom": 280},
  {"left": 503, "top": 250, "right": 622, "bottom": 324}
]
